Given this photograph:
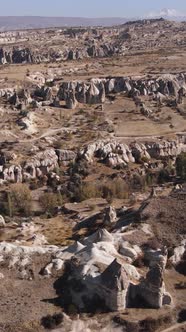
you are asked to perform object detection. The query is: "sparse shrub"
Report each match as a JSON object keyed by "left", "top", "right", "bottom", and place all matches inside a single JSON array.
[
  {"left": 178, "top": 309, "right": 186, "bottom": 323},
  {"left": 158, "top": 169, "right": 170, "bottom": 184},
  {"left": 131, "top": 173, "right": 145, "bottom": 190},
  {"left": 41, "top": 313, "right": 63, "bottom": 329},
  {"left": 40, "top": 192, "right": 62, "bottom": 215},
  {"left": 29, "top": 179, "right": 40, "bottom": 190},
  {"left": 79, "top": 182, "right": 100, "bottom": 201},
  {"left": 54, "top": 140, "right": 63, "bottom": 149},
  {"left": 7, "top": 183, "right": 32, "bottom": 216},
  {"left": 106, "top": 195, "right": 114, "bottom": 205},
  {"left": 145, "top": 172, "right": 154, "bottom": 186},
  {"left": 19, "top": 109, "right": 29, "bottom": 117},
  {"left": 101, "top": 178, "right": 129, "bottom": 201},
  {"left": 69, "top": 160, "right": 91, "bottom": 177}
]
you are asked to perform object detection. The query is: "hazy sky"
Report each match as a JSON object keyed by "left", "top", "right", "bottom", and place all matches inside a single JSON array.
[{"left": 1, "top": 0, "right": 186, "bottom": 17}]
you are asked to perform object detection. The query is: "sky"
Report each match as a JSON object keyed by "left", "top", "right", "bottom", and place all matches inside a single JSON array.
[{"left": 0, "top": 0, "right": 186, "bottom": 17}]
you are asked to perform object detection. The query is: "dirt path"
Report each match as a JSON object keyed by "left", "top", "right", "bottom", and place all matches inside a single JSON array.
[{"left": 19, "top": 126, "right": 78, "bottom": 143}]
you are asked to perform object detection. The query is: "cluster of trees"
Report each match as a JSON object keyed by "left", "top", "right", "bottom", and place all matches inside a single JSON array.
[{"left": 1, "top": 152, "right": 186, "bottom": 219}]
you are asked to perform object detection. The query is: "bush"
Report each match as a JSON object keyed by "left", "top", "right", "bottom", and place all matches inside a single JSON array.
[
  {"left": 176, "top": 152, "right": 186, "bottom": 181},
  {"left": 178, "top": 309, "right": 186, "bottom": 323},
  {"left": 145, "top": 172, "right": 156, "bottom": 187},
  {"left": 41, "top": 313, "right": 63, "bottom": 329},
  {"left": 69, "top": 177, "right": 130, "bottom": 203},
  {"left": 78, "top": 182, "right": 100, "bottom": 201},
  {"left": 101, "top": 178, "right": 129, "bottom": 201},
  {"left": 40, "top": 192, "right": 62, "bottom": 215},
  {"left": 29, "top": 179, "right": 40, "bottom": 190},
  {"left": 69, "top": 160, "right": 91, "bottom": 177},
  {"left": 131, "top": 173, "right": 146, "bottom": 191},
  {"left": 158, "top": 169, "right": 170, "bottom": 184},
  {"left": 19, "top": 109, "right": 29, "bottom": 117},
  {"left": 7, "top": 183, "right": 32, "bottom": 216}
]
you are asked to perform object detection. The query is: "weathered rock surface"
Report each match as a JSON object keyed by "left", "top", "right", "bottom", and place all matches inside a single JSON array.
[
  {"left": 103, "top": 206, "right": 117, "bottom": 226},
  {"left": 79, "top": 139, "right": 184, "bottom": 168},
  {"left": 0, "top": 135, "right": 184, "bottom": 185},
  {"left": 144, "top": 247, "right": 168, "bottom": 269},
  {"left": 0, "top": 221, "right": 172, "bottom": 311},
  {"left": 169, "top": 240, "right": 186, "bottom": 266},
  {"left": 136, "top": 264, "right": 172, "bottom": 308},
  {"left": 23, "top": 149, "right": 58, "bottom": 180},
  {"left": 0, "top": 215, "right": 5, "bottom": 228},
  {"left": 56, "top": 73, "right": 186, "bottom": 108},
  {"left": 56, "top": 149, "right": 76, "bottom": 165}
]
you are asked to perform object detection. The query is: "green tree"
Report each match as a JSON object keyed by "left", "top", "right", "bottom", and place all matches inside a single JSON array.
[{"left": 176, "top": 153, "right": 186, "bottom": 181}]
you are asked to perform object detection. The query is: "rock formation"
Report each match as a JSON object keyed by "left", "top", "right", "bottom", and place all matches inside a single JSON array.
[
  {"left": 103, "top": 206, "right": 117, "bottom": 226},
  {"left": 137, "top": 264, "right": 172, "bottom": 308}
]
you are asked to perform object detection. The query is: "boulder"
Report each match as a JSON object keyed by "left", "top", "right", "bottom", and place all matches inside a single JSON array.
[
  {"left": 169, "top": 240, "right": 186, "bottom": 266},
  {"left": 0, "top": 215, "right": 5, "bottom": 228},
  {"left": 103, "top": 206, "right": 117, "bottom": 225},
  {"left": 144, "top": 248, "right": 168, "bottom": 269},
  {"left": 119, "top": 242, "right": 139, "bottom": 261}
]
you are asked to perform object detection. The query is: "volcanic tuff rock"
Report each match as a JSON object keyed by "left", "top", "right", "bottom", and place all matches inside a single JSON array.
[
  {"left": 0, "top": 19, "right": 185, "bottom": 65},
  {"left": 0, "top": 215, "right": 5, "bottom": 228},
  {"left": 0, "top": 221, "right": 172, "bottom": 311},
  {"left": 79, "top": 139, "right": 185, "bottom": 168},
  {"left": 2, "top": 73, "right": 186, "bottom": 110},
  {"left": 0, "top": 138, "right": 184, "bottom": 185},
  {"left": 43, "top": 228, "right": 170, "bottom": 311},
  {"left": 136, "top": 264, "right": 172, "bottom": 308},
  {"left": 169, "top": 240, "right": 186, "bottom": 266},
  {"left": 56, "top": 73, "right": 186, "bottom": 108},
  {"left": 103, "top": 206, "right": 117, "bottom": 226},
  {"left": 0, "top": 149, "right": 63, "bottom": 183}
]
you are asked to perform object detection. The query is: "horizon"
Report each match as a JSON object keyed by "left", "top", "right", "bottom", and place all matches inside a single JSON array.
[{"left": 0, "top": 0, "right": 186, "bottom": 18}]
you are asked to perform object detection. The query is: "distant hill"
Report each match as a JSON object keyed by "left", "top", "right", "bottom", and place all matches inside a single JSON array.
[
  {"left": 0, "top": 16, "right": 130, "bottom": 31},
  {"left": 0, "top": 15, "right": 185, "bottom": 32}
]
